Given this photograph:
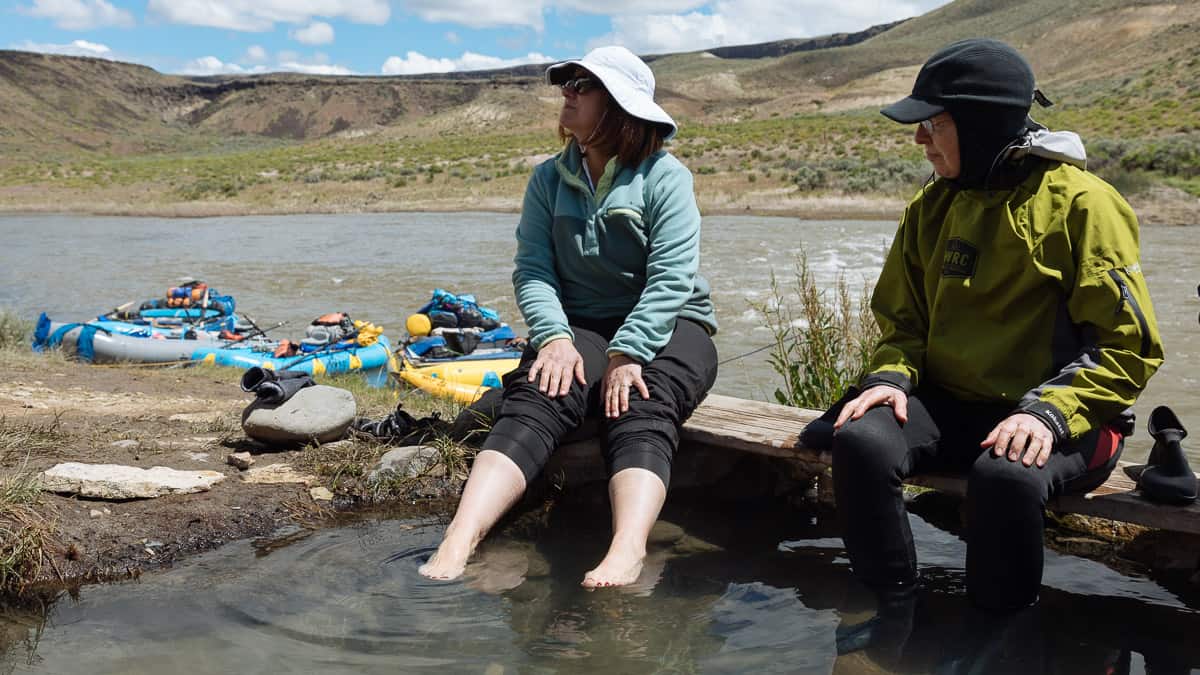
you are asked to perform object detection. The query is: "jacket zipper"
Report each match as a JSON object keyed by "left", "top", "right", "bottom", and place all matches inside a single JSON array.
[{"left": 1108, "top": 269, "right": 1151, "bottom": 358}]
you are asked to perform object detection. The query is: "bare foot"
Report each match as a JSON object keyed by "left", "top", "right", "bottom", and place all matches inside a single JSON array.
[
  {"left": 418, "top": 538, "right": 473, "bottom": 580},
  {"left": 581, "top": 548, "right": 645, "bottom": 589}
]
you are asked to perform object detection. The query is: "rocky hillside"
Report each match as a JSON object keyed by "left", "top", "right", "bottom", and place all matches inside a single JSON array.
[{"left": 0, "top": 0, "right": 1196, "bottom": 223}]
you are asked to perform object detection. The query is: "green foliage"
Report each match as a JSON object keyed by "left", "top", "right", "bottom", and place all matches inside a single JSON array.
[
  {"left": 0, "top": 310, "right": 31, "bottom": 351},
  {"left": 791, "top": 165, "right": 825, "bottom": 191},
  {"left": 755, "top": 253, "right": 879, "bottom": 409}
]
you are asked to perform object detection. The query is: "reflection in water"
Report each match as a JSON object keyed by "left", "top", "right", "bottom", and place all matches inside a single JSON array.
[{"left": 3, "top": 499, "right": 1200, "bottom": 673}]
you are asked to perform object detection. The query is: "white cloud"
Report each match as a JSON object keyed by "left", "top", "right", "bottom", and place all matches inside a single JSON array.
[
  {"left": 291, "top": 21, "right": 335, "bottom": 45},
  {"left": 146, "top": 0, "right": 388, "bottom": 32},
  {"left": 591, "top": 0, "right": 950, "bottom": 54},
  {"left": 402, "top": 0, "right": 544, "bottom": 30},
  {"left": 11, "top": 39, "right": 118, "bottom": 59},
  {"left": 381, "top": 50, "right": 553, "bottom": 75},
  {"left": 400, "top": 0, "right": 710, "bottom": 30},
  {"left": 445, "top": 31, "right": 461, "bottom": 44},
  {"left": 244, "top": 45, "right": 268, "bottom": 63},
  {"left": 277, "top": 61, "right": 354, "bottom": 75},
  {"left": 180, "top": 55, "right": 245, "bottom": 75},
  {"left": 21, "top": 0, "right": 134, "bottom": 30}
]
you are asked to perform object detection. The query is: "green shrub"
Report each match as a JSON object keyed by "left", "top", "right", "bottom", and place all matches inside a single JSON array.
[
  {"left": 791, "top": 165, "right": 826, "bottom": 191},
  {"left": 0, "top": 311, "right": 31, "bottom": 350},
  {"left": 754, "top": 253, "right": 879, "bottom": 409}
]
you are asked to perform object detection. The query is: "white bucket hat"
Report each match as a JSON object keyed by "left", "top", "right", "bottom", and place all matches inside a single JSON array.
[{"left": 546, "top": 45, "right": 677, "bottom": 141}]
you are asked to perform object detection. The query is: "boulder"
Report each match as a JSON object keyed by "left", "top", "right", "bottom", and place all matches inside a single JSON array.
[
  {"left": 41, "top": 462, "right": 225, "bottom": 499},
  {"left": 241, "top": 385, "right": 355, "bottom": 446}
]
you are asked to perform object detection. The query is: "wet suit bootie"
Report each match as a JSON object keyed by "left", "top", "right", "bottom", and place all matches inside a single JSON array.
[
  {"left": 835, "top": 584, "right": 916, "bottom": 662},
  {"left": 1136, "top": 406, "right": 1197, "bottom": 505}
]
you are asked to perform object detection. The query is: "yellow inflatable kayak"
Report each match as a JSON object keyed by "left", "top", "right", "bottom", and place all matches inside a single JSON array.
[
  {"left": 396, "top": 353, "right": 521, "bottom": 404},
  {"left": 395, "top": 323, "right": 524, "bottom": 404}
]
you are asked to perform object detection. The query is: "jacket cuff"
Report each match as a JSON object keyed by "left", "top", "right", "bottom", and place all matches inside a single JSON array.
[
  {"left": 1018, "top": 401, "right": 1071, "bottom": 445},
  {"left": 861, "top": 371, "right": 912, "bottom": 395}
]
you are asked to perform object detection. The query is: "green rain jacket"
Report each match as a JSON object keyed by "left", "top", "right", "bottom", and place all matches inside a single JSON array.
[
  {"left": 513, "top": 141, "right": 717, "bottom": 364},
  {"left": 864, "top": 157, "right": 1164, "bottom": 443}
]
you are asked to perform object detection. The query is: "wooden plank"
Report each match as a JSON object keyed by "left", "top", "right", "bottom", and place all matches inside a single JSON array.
[
  {"left": 680, "top": 394, "right": 827, "bottom": 461},
  {"left": 673, "top": 395, "right": 1200, "bottom": 535}
]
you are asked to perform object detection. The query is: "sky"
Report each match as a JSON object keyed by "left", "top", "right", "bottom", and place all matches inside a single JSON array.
[{"left": 3, "top": 0, "right": 952, "bottom": 77}]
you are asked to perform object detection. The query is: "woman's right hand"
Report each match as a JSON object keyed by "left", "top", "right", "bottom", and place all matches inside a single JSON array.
[
  {"left": 833, "top": 386, "right": 909, "bottom": 429},
  {"left": 527, "top": 338, "right": 586, "bottom": 398}
]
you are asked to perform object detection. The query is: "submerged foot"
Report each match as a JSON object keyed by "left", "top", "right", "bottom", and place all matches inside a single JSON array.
[
  {"left": 418, "top": 539, "right": 473, "bottom": 580},
  {"left": 464, "top": 542, "right": 531, "bottom": 594},
  {"left": 581, "top": 548, "right": 646, "bottom": 589}
]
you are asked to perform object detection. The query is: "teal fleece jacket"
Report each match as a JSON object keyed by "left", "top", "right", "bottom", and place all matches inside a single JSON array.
[{"left": 513, "top": 141, "right": 717, "bottom": 364}]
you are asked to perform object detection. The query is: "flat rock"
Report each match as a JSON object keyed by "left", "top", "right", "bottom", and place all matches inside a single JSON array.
[
  {"left": 110, "top": 440, "right": 140, "bottom": 449},
  {"left": 310, "top": 486, "right": 334, "bottom": 501},
  {"left": 41, "top": 462, "right": 225, "bottom": 499},
  {"left": 242, "top": 464, "right": 317, "bottom": 486},
  {"left": 227, "top": 452, "right": 255, "bottom": 470},
  {"left": 241, "top": 385, "right": 356, "bottom": 446},
  {"left": 367, "top": 445, "right": 442, "bottom": 483}
]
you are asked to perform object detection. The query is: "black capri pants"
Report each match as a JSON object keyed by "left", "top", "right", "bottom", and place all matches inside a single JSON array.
[
  {"left": 830, "top": 386, "right": 1124, "bottom": 610},
  {"left": 481, "top": 317, "right": 718, "bottom": 487}
]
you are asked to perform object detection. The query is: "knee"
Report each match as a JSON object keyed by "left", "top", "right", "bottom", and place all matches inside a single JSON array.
[
  {"left": 605, "top": 404, "right": 678, "bottom": 483},
  {"left": 832, "top": 408, "right": 900, "bottom": 473},
  {"left": 968, "top": 454, "right": 1049, "bottom": 505}
]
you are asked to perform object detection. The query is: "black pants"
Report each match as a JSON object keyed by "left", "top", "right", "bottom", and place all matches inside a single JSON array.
[
  {"left": 482, "top": 318, "right": 718, "bottom": 487},
  {"left": 831, "top": 387, "right": 1123, "bottom": 610}
]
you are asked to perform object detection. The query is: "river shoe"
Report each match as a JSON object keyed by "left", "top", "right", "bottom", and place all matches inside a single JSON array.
[{"left": 1130, "top": 406, "right": 1197, "bottom": 505}]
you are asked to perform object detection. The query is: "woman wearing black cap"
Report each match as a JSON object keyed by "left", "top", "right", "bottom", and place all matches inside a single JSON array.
[
  {"left": 822, "top": 39, "right": 1164, "bottom": 611},
  {"left": 418, "top": 46, "right": 718, "bottom": 589}
]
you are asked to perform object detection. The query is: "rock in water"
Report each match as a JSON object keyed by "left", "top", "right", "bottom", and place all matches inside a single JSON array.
[
  {"left": 41, "top": 463, "right": 225, "bottom": 499},
  {"left": 241, "top": 385, "right": 356, "bottom": 445}
]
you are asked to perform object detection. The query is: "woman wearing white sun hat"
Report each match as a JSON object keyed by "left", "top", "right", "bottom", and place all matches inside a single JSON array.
[{"left": 420, "top": 45, "right": 718, "bottom": 589}]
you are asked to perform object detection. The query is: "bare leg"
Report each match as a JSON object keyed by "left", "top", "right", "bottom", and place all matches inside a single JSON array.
[
  {"left": 419, "top": 450, "right": 527, "bottom": 580},
  {"left": 582, "top": 467, "right": 667, "bottom": 588}
]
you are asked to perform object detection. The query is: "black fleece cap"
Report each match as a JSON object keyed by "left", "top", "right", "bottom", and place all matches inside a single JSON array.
[{"left": 881, "top": 38, "right": 1036, "bottom": 123}]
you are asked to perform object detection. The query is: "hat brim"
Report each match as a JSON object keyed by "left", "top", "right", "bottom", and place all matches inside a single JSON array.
[
  {"left": 545, "top": 60, "right": 677, "bottom": 141},
  {"left": 880, "top": 96, "right": 944, "bottom": 124}
]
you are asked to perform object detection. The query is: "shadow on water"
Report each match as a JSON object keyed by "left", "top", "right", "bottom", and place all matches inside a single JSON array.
[{"left": 3, "top": 493, "right": 1200, "bottom": 673}]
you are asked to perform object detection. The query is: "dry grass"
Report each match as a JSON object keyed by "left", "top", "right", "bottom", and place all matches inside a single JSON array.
[
  {"left": 0, "top": 413, "right": 67, "bottom": 463},
  {"left": 0, "top": 461, "right": 59, "bottom": 596}
]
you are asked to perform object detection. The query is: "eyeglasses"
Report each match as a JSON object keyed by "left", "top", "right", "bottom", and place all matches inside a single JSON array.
[
  {"left": 560, "top": 77, "right": 601, "bottom": 95},
  {"left": 920, "top": 117, "right": 950, "bottom": 134}
]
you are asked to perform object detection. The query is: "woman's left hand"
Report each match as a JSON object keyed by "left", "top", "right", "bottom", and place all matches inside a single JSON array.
[{"left": 602, "top": 354, "right": 650, "bottom": 418}]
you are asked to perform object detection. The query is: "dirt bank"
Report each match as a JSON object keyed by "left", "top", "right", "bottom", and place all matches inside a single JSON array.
[{"left": 0, "top": 351, "right": 464, "bottom": 598}]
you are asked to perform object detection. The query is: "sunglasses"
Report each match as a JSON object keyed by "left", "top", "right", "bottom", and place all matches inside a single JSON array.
[
  {"left": 560, "top": 76, "right": 602, "bottom": 95},
  {"left": 920, "top": 117, "right": 950, "bottom": 133}
]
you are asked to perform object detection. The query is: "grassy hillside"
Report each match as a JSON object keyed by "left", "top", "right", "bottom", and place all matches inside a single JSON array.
[{"left": 0, "top": 0, "right": 1196, "bottom": 222}]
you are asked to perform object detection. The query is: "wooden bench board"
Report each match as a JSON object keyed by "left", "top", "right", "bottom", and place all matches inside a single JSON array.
[{"left": 680, "top": 394, "right": 1200, "bottom": 535}]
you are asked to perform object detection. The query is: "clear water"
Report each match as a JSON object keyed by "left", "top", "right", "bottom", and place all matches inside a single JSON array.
[
  {"left": 3, "top": 500, "right": 1199, "bottom": 673},
  {"left": 2, "top": 213, "right": 1199, "bottom": 671}
]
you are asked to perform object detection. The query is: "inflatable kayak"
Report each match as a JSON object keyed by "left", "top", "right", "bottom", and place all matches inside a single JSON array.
[
  {"left": 192, "top": 335, "right": 394, "bottom": 383},
  {"left": 33, "top": 314, "right": 395, "bottom": 385},
  {"left": 396, "top": 326, "right": 523, "bottom": 403}
]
